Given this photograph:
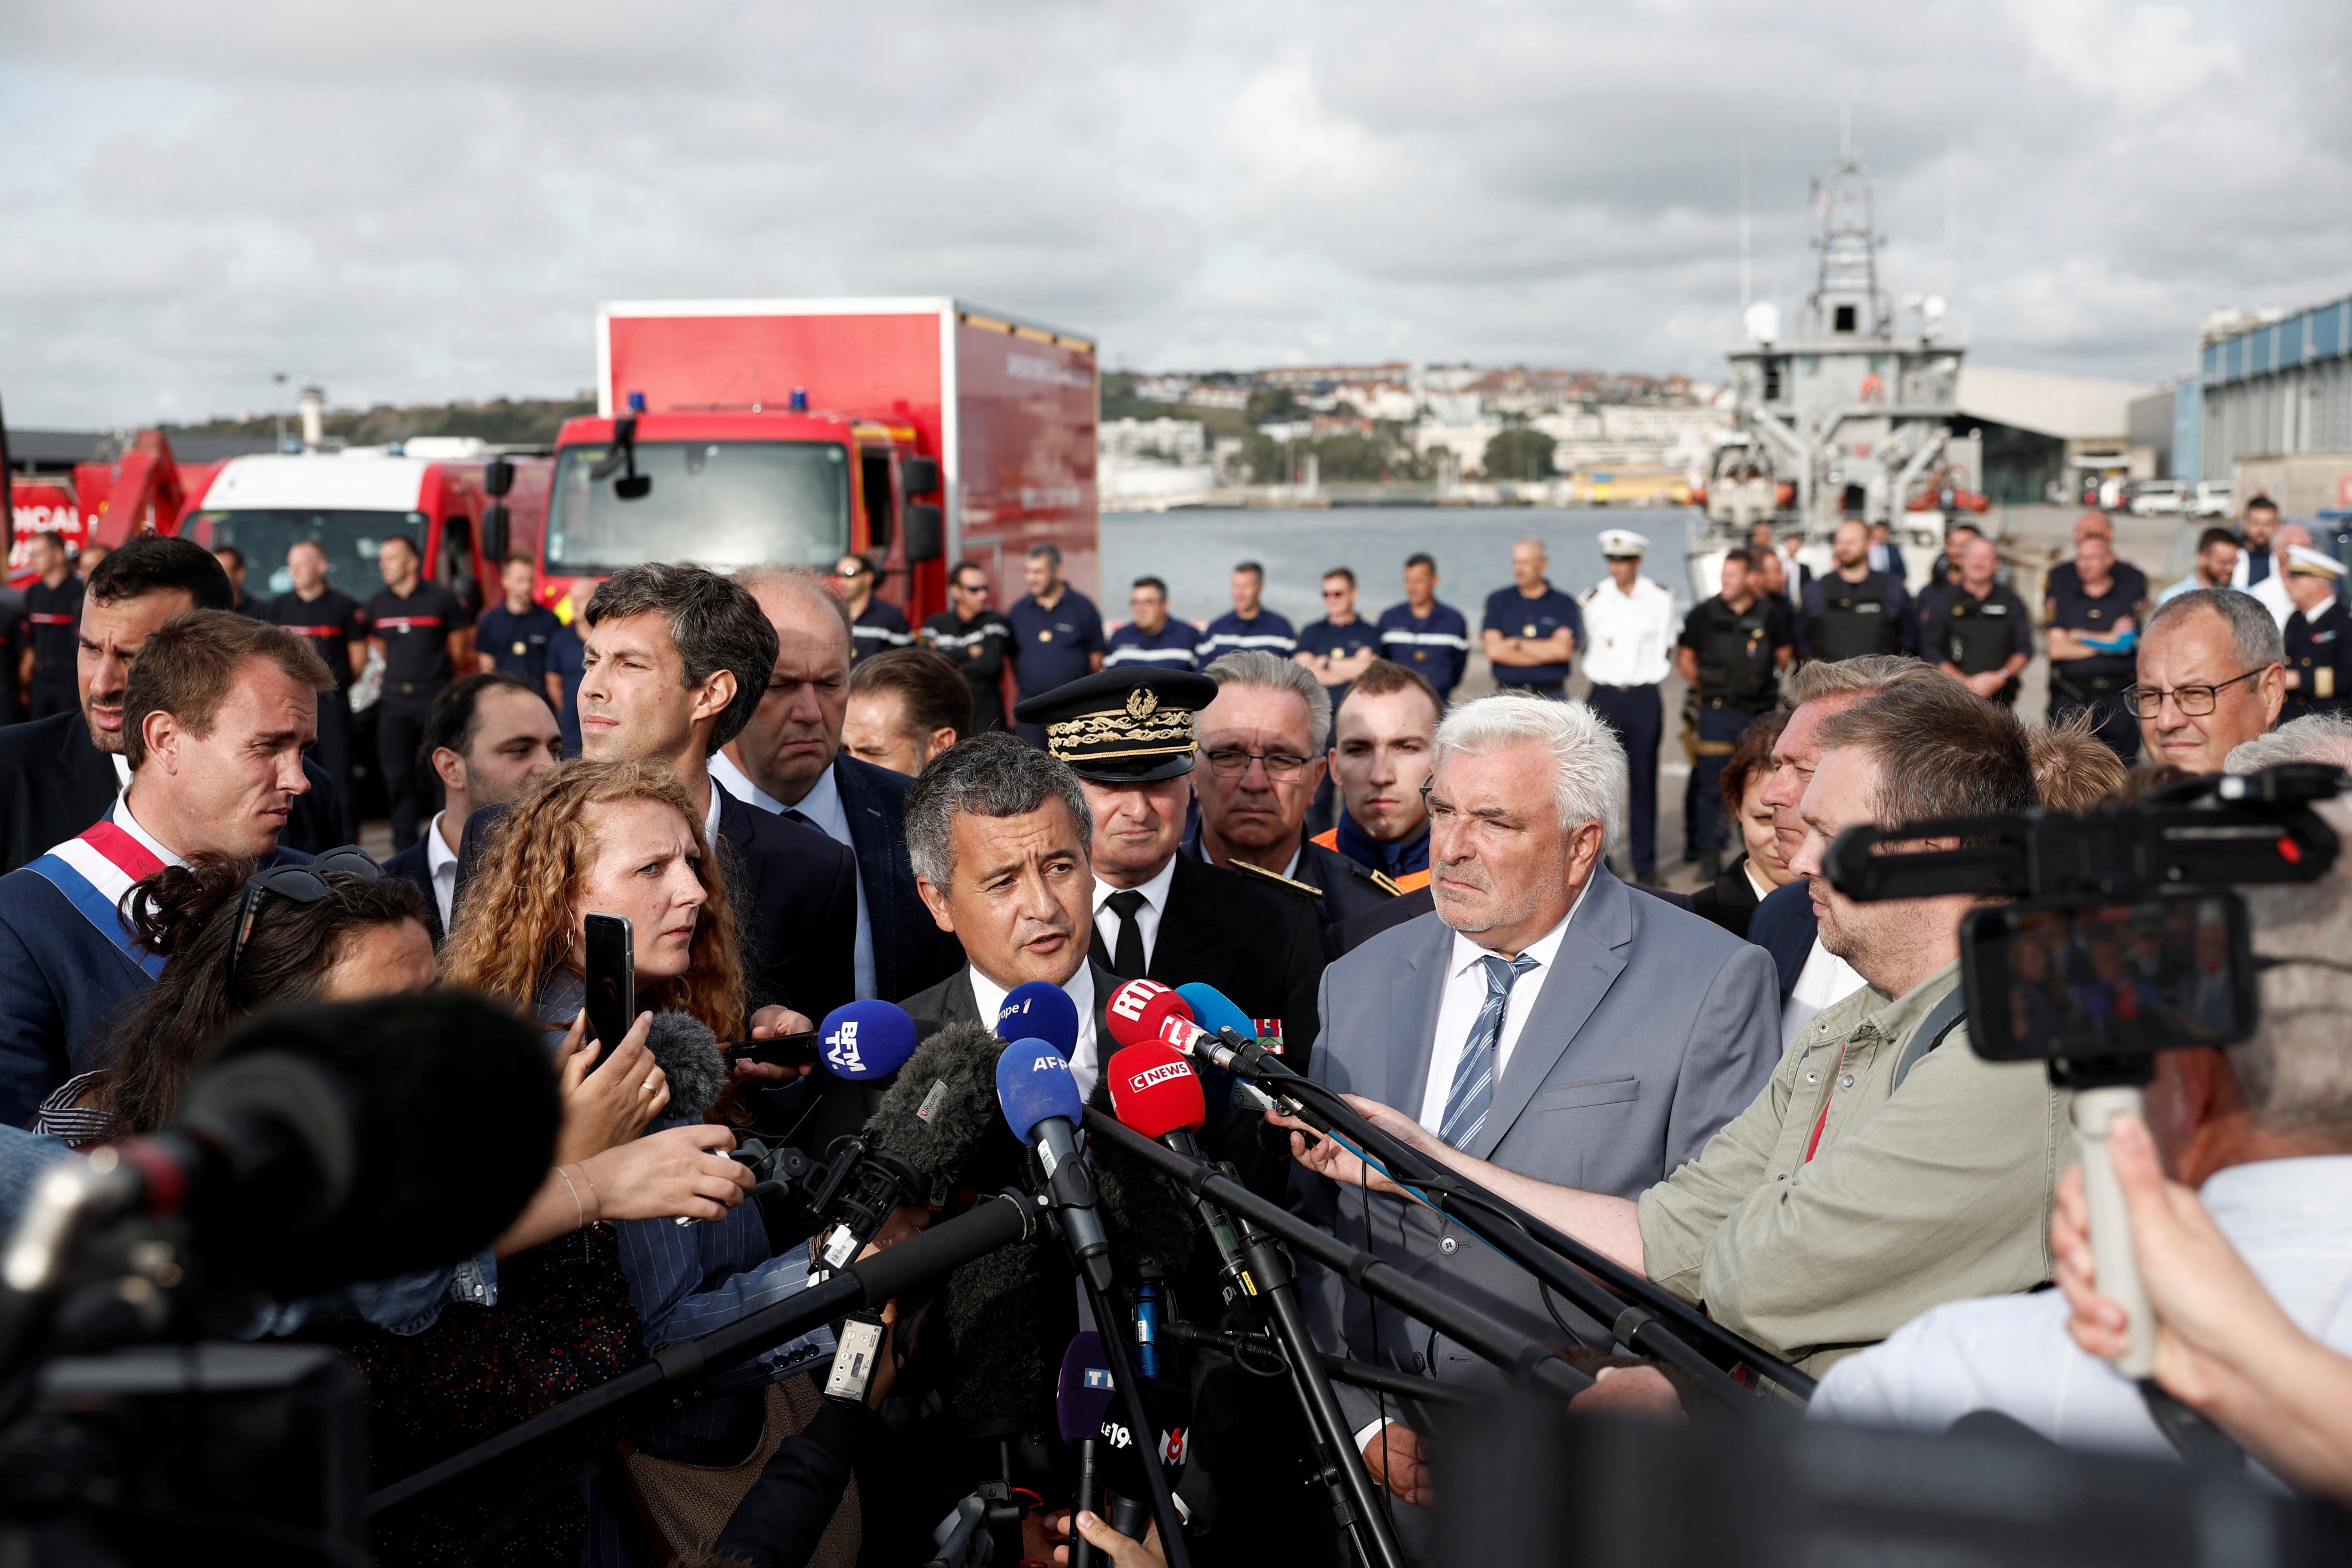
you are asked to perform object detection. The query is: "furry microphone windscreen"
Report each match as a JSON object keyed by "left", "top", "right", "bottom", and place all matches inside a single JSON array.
[
  {"left": 643, "top": 1011, "right": 730, "bottom": 1120},
  {"left": 863, "top": 1022, "right": 1027, "bottom": 1193},
  {"left": 945, "top": 1225, "right": 1061, "bottom": 1439},
  {"left": 1085, "top": 1075, "right": 1199, "bottom": 1281}
]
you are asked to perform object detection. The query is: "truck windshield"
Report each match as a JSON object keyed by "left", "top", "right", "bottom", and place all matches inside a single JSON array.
[
  {"left": 184, "top": 509, "right": 428, "bottom": 599},
  {"left": 545, "top": 440, "right": 850, "bottom": 575}
]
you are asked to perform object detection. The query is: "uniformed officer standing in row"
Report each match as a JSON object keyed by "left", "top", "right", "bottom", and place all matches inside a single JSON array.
[
  {"left": 19, "top": 531, "right": 81, "bottom": 723},
  {"left": 1481, "top": 536, "right": 1583, "bottom": 698},
  {"left": 1006, "top": 543, "right": 1105, "bottom": 747},
  {"left": 365, "top": 533, "right": 472, "bottom": 851},
  {"left": 1581, "top": 528, "right": 1681, "bottom": 887},
  {"left": 834, "top": 551, "right": 913, "bottom": 666},
  {"left": 2281, "top": 544, "right": 2352, "bottom": 720},
  {"left": 1915, "top": 535, "right": 2031, "bottom": 707},
  {"left": 1674, "top": 547, "right": 1788, "bottom": 882},
  {"left": 920, "top": 561, "right": 1014, "bottom": 734},
  {"left": 1797, "top": 517, "right": 1911, "bottom": 662},
  {"left": 2045, "top": 524, "right": 2145, "bottom": 760}
]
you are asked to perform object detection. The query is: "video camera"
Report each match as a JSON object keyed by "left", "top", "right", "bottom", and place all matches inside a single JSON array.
[{"left": 1826, "top": 760, "right": 2348, "bottom": 1378}]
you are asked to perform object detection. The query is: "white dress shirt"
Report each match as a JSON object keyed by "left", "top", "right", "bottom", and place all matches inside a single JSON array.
[
  {"left": 424, "top": 810, "right": 459, "bottom": 933},
  {"left": 111, "top": 790, "right": 185, "bottom": 868},
  {"left": 966, "top": 960, "right": 1102, "bottom": 1098},
  {"left": 1742, "top": 858, "right": 1778, "bottom": 905},
  {"left": 711, "top": 752, "right": 878, "bottom": 1002},
  {"left": 1577, "top": 576, "right": 1681, "bottom": 687},
  {"left": 1414, "top": 876, "right": 1592, "bottom": 1134},
  {"left": 1781, "top": 935, "right": 1867, "bottom": 1045},
  {"left": 1092, "top": 853, "right": 1179, "bottom": 973},
  {"left": 1811, "top": 1155, "right": 2352, "bottom": 1463}
]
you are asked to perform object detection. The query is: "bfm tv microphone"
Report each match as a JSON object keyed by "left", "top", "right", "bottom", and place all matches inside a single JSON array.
[
  {"left": 996, "top": 1041, "right": 1115, "bottom": 1292},
  {"left": 1106, "top": 1042, "right": 1261, "bottom": 1319},
  {"left": 818, "top": 999, "right": 919, "bottom": 1083}
]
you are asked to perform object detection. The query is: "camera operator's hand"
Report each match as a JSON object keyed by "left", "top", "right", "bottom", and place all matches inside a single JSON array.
[
  {"left": 576, "top": 1123, "right": 753, "bottom": 1222},
  {"left": 1046, "top": 1509, "right": 1167, "bottom": 1568},
  {"left": 1272, "top": 1093, "right": 1425, "bottom": 1198},
  {"left": 554, "top": 1009, "right": 667, "bottom": 1163},
  {"left": 1360, "top": 1421, "right": 1433, "bottom": 1508},
  {"left": 2055, "top": 1114, "right": 2352, "bottom": 1505},
  {"left": 733, "top": 1005, "right": 818, "bottom": 1082},
  {"left": 857, "top": 1204, "right": 931, "bottom": 1261}
]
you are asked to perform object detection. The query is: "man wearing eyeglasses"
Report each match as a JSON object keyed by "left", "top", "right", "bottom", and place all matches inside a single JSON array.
[
  {"left": 834, "top": 552, "right": 911, "bottom": 667},
  {"left": 1295, "top": 567, "right": 1381, "bottom": 708},
  {"left": 0, "top": 610, "right": 331, "bottom": 1127},
  {"left": 1184, "top": 649, "right": 1393, "bottom": 928},
  {"left": 2130, "top": 588, "right": 2287, "bottom": 774}
]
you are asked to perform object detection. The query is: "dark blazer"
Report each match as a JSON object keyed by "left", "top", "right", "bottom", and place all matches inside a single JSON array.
[
  {"left": 1094, "top": 854, "right": 1325, "bottom": 1072},
  {"left": 0, "top": 711, "right": 349, "bottom": 877},
  {"left": 456, "top": 779, "right": 860, "bottom": 1024},
  {"left": 1746, "top": 877, "right": 1818, "bottom": 1001},
  {"left": 1325, "top": 878, "right": 1694, "bottom": 959},
  {"left": 1688, "top": 854, "right": 1765, "bottom": 940},
  {"left": 829, "top": 755, "right": 965, "bottom": 1004},
  {"left": 1180, "top": 828, "right": 1392, "bottom": 931},
  {"left": 379, "top": 832, "right": 443, "bottom": 943},
  {"left": 0, "top": 840, "right": 311, "bottom": 1127}
]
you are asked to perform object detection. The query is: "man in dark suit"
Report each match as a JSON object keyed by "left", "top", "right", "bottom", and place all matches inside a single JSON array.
[
  {"left": 456, "top": 564, "right": 858, "bottom": 1029},
  {"left": 0, "top": 536, "right": 346, "bottom": 877},
  {"left": 381, "top": 672, "right": 563, "bottom": 942},
  {"left": 715, "top": 566, "right": 965, "bottom": 1004},
  {"left": 0, "top": 611, "right": 329, "bottom": 1125}
]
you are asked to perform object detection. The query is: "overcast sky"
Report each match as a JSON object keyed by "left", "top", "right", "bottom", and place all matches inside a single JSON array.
[{"left": 5, "top": 0, "right": 2348, "bottom": 427}]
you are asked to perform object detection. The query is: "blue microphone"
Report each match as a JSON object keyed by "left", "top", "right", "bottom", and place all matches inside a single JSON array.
[
  {"left": 996, "top": 980, "right": 1080, "bottom": 1056},
  {"left": 996, "top": 1038, "right": 1114, "bottom": 1291},
  {"left": 818, "top": 999, "right": 918, "bottom": 1081},
  {"left": 1173, "top": 983, "right": 1256, "bottom": 1043}
]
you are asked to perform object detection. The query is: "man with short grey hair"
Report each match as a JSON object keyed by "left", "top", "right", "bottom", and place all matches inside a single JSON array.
[
  {"left": 2133, "top": 588, "right": 2286, "bottom": 774},
  {"left": 2227, "top": 711, "right": 2352, "bottom": 774},
  {"left": 1288, "top": 690, "right": 1779, "bottom": 1523},
  {"left": 901, "top": 733, "right": 1119, "bottom": 1091},
  {"left": 1185, "top": 648, "right": 1395, "bottom": 930}
]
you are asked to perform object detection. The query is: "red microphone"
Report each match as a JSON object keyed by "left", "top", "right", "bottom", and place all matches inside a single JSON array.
[
  {"left": 1107, "top": 1041, "right": 1207, "bottom": 1151},
  {"left": 1105, "top": 978, "right": 1225, "bottom": 1065}
]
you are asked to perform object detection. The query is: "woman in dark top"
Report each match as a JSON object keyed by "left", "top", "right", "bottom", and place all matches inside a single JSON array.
[{"left": 1689, "top": 710, "right": 1800, "bottom": 939}]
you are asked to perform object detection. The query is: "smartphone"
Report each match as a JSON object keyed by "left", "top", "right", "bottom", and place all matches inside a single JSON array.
[
  {"left": 730, "top": 1032, "right": 822, "bottom": 1070},
  {"left": 583, "top": 912, "right": 635, "bottom": 1049},
  {"left": 1960, "top": 893, "right": 2256, "bottom": 1062}
]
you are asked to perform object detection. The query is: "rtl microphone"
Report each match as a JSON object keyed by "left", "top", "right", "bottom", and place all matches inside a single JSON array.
[
  {"left": 1106, "top": 1042, "right": 1261, "bottom": 1319},
  {"left": 1057, "top": 1331, "right": 1119, "bottom": 1568},
  {"left": 997, "top": 979, "right": 1080, "bottom": 1055},
  {"left": 996, "top": 1040, "right": 1114, "bottom": 1292}
]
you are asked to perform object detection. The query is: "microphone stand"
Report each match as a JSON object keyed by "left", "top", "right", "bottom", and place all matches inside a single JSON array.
[
  {"left": 1212, "top": 1035, "right": 1810, "bottom": 1404},
  {"left": 1082, "top": 1112, "right": 1592, "bottom": 1405}
]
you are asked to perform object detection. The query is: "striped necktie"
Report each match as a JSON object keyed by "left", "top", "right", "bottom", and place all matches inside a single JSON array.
[{"left": 1440, "top": 952, "right": 1540, "bottom": 1150}]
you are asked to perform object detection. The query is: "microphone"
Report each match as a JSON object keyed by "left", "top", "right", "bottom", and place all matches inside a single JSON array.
[
  {"left": 1105, "top": 1042, "right": 1261, "bottom": 1322},
  {"left": 644, "top": 1011, "right": 730, "bottom": 1119},
  {"left": 997, "top": 979, "right": 1080, "bottom": 1055},
  {"left": 1172, "top": 983, "right": 1263, "bottom": 1050},
  {"left": 996, "top": 1040, "right": 1114, "bottom": 1293},
  {"left": 818, "top": 999, "right": 919, "bottom": 1083},
  {"left": 1057, "top": 1331, "right": 1119, "bottom": 1568}
]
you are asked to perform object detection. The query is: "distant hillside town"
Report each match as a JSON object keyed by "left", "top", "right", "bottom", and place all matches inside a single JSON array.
[{"left": 1100, "top": 363, "right": 1731, "bottom": 509}]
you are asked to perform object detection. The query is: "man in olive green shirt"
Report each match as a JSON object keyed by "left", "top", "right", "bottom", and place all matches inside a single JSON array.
[{"left": 1290, "top": 679, "right": 2069, "bottom": 1378}]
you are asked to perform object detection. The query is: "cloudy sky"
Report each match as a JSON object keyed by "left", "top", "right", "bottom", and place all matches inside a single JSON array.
[{"left": 5, "top": 0, "right": 2348, "bottom": 426}]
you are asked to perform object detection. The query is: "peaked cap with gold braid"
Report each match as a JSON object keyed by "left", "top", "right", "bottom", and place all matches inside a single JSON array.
[{"left": 1012, "top": 668, "right": 1220, "bottom": 783}]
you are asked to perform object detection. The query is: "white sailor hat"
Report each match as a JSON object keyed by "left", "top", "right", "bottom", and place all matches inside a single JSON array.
[
  {"left": 1599, "top": 529, "right": 1649, "bottom": 559},
  {"left": 2287, "top": 544, "right": 2346, "bottom": 579}
]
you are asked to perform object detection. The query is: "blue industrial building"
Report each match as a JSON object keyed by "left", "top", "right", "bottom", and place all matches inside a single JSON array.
[{"left": 2182, "top": 297, "right": 2352, "bottom": 485}]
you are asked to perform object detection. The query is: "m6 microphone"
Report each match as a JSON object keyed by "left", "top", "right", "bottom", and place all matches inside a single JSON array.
[
  {"left": 996, "top": 1040, "right": 1114, "bottom": 1293},
  {"left": 997, "top": 979, "right": 1080, "bottom": 1056}
]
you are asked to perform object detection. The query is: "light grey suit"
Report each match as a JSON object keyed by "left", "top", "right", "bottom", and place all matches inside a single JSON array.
[{"left": 1293, "top": 864, "right": 1779, "bottom": 1436}]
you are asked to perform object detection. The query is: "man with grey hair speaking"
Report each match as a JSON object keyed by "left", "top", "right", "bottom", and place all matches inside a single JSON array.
[{"left": 1286, "top": 690, "right": 1780, "bottom": 1526}]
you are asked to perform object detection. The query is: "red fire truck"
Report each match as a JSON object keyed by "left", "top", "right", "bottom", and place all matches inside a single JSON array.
[
  {"left": 537, "top": 298, "right": 1098, "bottom": 625},
  {"left": 4, "top": 429, "right": 230, "bottom": 584}
]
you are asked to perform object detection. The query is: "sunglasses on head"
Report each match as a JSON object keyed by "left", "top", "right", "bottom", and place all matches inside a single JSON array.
[{"left": 229, "top": 846, "right": 384, "bottom": 975}]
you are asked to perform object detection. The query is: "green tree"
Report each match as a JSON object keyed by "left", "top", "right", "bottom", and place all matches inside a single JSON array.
[{"left": 1482, "top": 426, "right": 1557, "bottom": 481}]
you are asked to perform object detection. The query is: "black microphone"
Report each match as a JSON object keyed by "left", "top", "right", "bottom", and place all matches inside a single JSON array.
[{"left": 642, "top": 1010, "right": 730, "bottom": 1119}]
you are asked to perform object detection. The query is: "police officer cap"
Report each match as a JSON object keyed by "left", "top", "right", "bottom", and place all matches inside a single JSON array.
[
  {"left": 2286, "top": 544, "right": 2346, "bottom": 579},
  {"left": 1013, "top": 667, "right": 1220, "bottom": 783},
  {"left": 1599, "top": 529, "right": 1649, "bottom": 559}
]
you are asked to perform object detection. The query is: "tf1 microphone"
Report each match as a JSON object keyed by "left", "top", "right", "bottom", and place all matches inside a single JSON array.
[
  {"left": 1057, "top": 1331, "right": 1119, "bottom": 1568},
  {"left": 996, "top": 1041, "right": 1114, "bottom": 1293},
  {"left": 996, "top": 979, "right": 1080, "bottom": 1055},
  {"left": 818, "top": 998, "right": 919, "bottom": 1083}
]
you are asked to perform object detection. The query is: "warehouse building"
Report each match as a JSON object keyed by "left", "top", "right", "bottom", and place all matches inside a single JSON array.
[{"left": 2183, "top": 299, "right": 2352, "bottom": 508}]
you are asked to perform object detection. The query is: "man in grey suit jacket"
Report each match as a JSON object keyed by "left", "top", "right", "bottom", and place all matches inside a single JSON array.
[{"left": 1289, "top": 691, "right": 1779, "bottom": 1523}]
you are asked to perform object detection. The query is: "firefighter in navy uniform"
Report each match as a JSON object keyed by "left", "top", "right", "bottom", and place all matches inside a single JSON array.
[
  {"left": 2045, "top": 526, "right": 2145, "bottom": 760},
  {"left": 2281, "top": 544, "right": 2352, "bottom": 720},
  {"left": 1674, "top": 548, "right": 1788, "bottom": 882},
  {"left": 1796, "top": 517, "right": 1911, "bottom": 663},
  {"left": 18, "top": 532, "right": 81, "bottom": 723},
  {"left": 1916, "top": 534, "right": 2032, "bottom": 707}
]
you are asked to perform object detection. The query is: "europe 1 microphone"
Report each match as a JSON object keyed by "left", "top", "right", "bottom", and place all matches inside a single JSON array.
[{"left": 996, "top": 1041, "right": 1114, "bottom": 1294}]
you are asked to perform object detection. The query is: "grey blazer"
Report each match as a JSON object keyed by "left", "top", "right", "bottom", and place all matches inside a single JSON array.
[{"left": 1292, "top": 864, "right": 1780, "bottom": 1434}]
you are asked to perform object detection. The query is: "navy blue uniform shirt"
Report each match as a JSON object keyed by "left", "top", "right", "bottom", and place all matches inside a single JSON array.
[
  {"left": 475, "top": 602, "right": 561, "bottom": 684},
  {"left": 1296, "top": 616, "right": 1381, "bottom": 703},
  {"left": 1375, "top": 599, "right": 1472, "bottom": 696},
  {"left": 549, "top": 621, "right": 585, "bottom": 754},
  {"left": 850, "top": 597, "right": 913, "bottom": 665},
  {"left": 1106, "top": 619, "right": 1201, "bottom": 672},
  {"left": 1196, "top": 607, "right": 1298, "bottom": 662},
  {"left": 2044, "top": 572, "right": 2143, "bottom": 682},
  {"left": 1481, "top": 583, "right": 1584, "bottom": 686},
  {"left": 1007, "top": 588, "right": 1105, "bottom": 698}
]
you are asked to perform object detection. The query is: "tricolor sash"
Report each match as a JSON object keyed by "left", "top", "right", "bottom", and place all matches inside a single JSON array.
[{"left": 26, "top": 821, "right": 167, "bottom": 978}]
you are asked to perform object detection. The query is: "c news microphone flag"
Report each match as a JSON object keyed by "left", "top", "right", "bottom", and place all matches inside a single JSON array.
[
  {"left": 998, "top": 980, "right": 1080, "bottom": 1057},
  {"left": 817, "top": 999, "right": 918, "bottom": 1081}
]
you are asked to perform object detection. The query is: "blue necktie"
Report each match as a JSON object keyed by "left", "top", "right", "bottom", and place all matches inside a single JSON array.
[{"left": 1440, "top": 953, "right": 1540, "bottom": 1150}]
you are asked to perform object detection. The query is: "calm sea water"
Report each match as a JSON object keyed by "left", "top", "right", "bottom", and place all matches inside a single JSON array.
[{"left": 1100, "top": 504, "right": 1700, "bottom": 629}]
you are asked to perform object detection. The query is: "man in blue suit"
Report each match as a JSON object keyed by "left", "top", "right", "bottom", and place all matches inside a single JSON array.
[
  {"left": 715, "top": 566, "right": 966, "bottom": 1005},
  {"left": 0, "top": 610, "right": 330, "bottom": 1125}
]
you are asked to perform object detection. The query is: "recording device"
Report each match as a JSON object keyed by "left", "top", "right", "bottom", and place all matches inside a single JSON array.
[
  {"left": 824, "top": 1309, "right": 890, "bottom": 1405},
  {"left": 1057, "top": 1332, "right": 1120, "bottom": 1568},
  {"left": 582, "top": 910, "right": 635, "bottom": 1048},
  {"left": 730, "top": 1030, "right": 822, "bottom": 1069},
  {"left": 1826, "top": 762, "right": 2347, "bottom": 1376},
  {"left": 996, "top": 1041, "right": 1114, "bottom": 1292}
]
